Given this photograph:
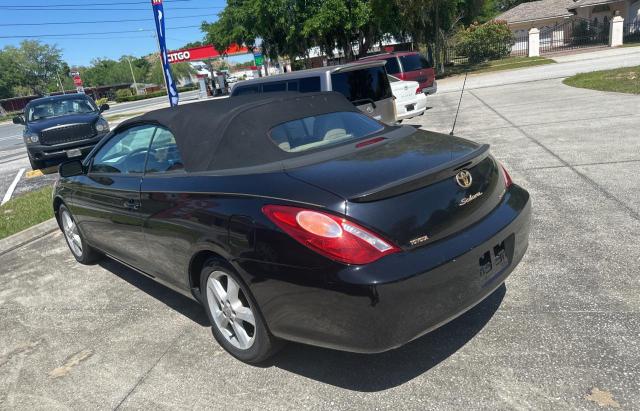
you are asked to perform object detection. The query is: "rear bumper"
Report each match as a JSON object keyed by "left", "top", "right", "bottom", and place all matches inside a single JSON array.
[
  {"left": 242, "top": 184, "right": 531, "bottom": 353},
  {"left": 422, "top": 80, "right": 437, "bottom": 95},
  {"left": 396, "top": 95, "right": 428, "bottom": 120}
]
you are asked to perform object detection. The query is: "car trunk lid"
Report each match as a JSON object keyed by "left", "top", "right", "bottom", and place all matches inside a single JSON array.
[{"left": 286, "top": 129, "right": 505, "bottom": 248}]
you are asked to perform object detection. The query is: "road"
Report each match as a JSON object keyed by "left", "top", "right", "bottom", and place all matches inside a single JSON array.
[
  {"left": 0, "top": 90, "right": 199, "bottom": 200},
  {"left": 1, "top": 65, "right": 639, "bottom": 407}
]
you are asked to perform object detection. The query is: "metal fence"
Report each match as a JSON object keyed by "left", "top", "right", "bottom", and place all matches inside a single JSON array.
[
  {"left": 511, "top": 31, "right": 529, "bottom": 57},
  {"left": 443, "top": 32, "right": 528, "bottom": 66},
  {"left": 539, "top": 19, "right": 609, "bottom": 54},
  {"left": 624, "top": 21, "right": 640, "bottom": 43}
]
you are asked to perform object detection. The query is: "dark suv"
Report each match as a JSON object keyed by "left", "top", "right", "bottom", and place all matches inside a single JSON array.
[
  {"left": 359, "top": 51, "right": 437, "bottom": 95},
  {"left": 13, "top": 94, "right": 110, "bottom": 170}
]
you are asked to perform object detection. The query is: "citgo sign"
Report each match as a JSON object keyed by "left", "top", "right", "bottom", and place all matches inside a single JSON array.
[
  {"left": 167, "top": 44, "right": 250, "bottom": 64},
  {"left": 168, "top": 50, "right": 191, "bottom": 63}
]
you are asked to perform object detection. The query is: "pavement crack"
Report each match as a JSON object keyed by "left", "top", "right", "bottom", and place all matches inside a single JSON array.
[
  {"left": 113, "top": 328, "right": 186, "bottom": 410},
  {"left": 469, "top": 90, "right": 640, "bottom": 222}
]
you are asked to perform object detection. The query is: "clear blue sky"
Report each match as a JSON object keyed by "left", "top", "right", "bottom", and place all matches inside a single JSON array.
[{"left": 0, "top": 0, "right": 254, "bottom": 66}]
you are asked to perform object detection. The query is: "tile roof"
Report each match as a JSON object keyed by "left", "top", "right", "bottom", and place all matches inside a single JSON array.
[{"left": 496, "top": 0, "right": 575, "bottom": 24}]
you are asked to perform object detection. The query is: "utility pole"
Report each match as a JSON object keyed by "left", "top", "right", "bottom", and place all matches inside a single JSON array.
[
  {"left": 56, "top": 73, "right": 65, "bottom": 94},
  {"left": 127, "top": 57, "right": 139, "bottom": 95}
]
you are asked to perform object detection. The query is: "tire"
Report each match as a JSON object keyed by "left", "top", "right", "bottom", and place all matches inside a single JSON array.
[
  {"left": 58, "top": 204, "right": 101, "bottom": 265},
  {"left": 200, "top": 258, "right": 281, "bottom": 364},
  {"left": 28, "top": 156, "right": 44, "bottom": 171}
]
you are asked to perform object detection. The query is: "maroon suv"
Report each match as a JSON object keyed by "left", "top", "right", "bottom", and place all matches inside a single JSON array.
[{"left": 359, "top": 51, "right": 437, "bottom": 95}]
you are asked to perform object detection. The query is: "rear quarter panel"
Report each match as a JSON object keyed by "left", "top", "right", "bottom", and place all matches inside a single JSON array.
[{"left": 138, "top": 172, "right": 346, "bottom": 292}]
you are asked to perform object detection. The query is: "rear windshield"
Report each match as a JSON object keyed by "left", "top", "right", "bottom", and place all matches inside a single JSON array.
[
  {"left": 399, "top": 54, "right": 432, "bottom": 71},
  {"left": 269, "top": 111, "right": 384, "bottom": 152},
  {"left": 384, "top": 57, "right": 401, "bottom": 74},
  {"left": 331, "top": 66, "right": 392, "bottom": 103}
]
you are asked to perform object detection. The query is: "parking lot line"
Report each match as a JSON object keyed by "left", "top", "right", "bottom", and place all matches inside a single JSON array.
[{"left": 1, "top": 168, "right": 25, "bottom": 205}]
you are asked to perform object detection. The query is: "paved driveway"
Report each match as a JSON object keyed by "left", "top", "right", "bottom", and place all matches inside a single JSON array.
[{"left": 1, "top": 78, "right": 639, "bottom": 410}]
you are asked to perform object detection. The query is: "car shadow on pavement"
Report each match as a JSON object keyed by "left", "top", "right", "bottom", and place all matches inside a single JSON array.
[
  {"left": 267, "top": 284, "right": 506, "bottom": 392},
  {"left": 98, "top": 258, "right": 210, "bottom": 327}
]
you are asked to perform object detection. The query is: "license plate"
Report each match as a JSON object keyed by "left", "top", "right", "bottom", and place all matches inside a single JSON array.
[
  {"left": 479, "top": 240, "right": 509, "bottom": 280},
  {"left": 406, "top": 104, "right": 415, "bottom": 112},
  {"left": 66, "top": 149, "right": 82, "bottom": 158}
]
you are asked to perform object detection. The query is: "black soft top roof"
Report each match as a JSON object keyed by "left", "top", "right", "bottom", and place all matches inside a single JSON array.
[{"left": 118, "top": 92, "right": 360, "bottom": 172}]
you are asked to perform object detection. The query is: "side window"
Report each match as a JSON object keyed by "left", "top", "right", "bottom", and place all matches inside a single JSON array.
[
  {"left": 299, "top": 76, "right": 321, "bottom": 92},
  {"left": 262, "top": 81, "right": 286, "bottom": 92},
  {"left": 90, "top": 125, "right": 156, "bottom": 174},
  {"left": 287, "top": 81, "right": 298, "bottom": 91},
  {"left": 145, "top": 128, "right": 184, "bottom": 174}
]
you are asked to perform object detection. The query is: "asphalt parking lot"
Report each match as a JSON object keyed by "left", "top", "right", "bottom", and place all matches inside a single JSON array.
[{"left": 1, "top": 77, "right": 639, "bottom": 409}]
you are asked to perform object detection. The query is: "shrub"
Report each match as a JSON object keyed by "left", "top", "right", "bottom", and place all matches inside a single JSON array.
[
  {"left": 178, "top": 85, "right": 197, "bottom": 92},
  {"left": 115, "top": 88, "right": 133, "bottom": 101},
  {"left": 115, "top": 90, "right": 167, "bottom": 103},
  {"left": 455, "top": 20, "right": 514, "bottom": 64},
  {"left": 95, "top": 97, "right": 108, "bottom": 106},
  {"left": 572, "top": 20, "right": 599, "bottom": 43}
]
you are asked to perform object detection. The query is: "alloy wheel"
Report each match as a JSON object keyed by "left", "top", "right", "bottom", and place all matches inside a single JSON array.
[
  {"left": 206, "top": 271, "right": 256, "bottom": 350},
  {"left": 61, "top": 209, "right": 83, "bottom": 257}
]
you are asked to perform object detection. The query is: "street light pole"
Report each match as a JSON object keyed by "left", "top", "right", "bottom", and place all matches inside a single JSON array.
[
  {"left": 152, "top": 30, "right": 170, "bottom": 97},
  {"left": 127, "top": 57, "right": 139, "bottom": 95}
]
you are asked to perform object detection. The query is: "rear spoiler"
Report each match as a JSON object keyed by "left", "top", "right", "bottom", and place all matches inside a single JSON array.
[{"left": 349, "top": 144, "right": 491, "bottom": 203}]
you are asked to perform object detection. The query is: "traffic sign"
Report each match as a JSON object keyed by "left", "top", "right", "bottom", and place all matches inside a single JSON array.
[{"left": 254, "top": 53, "right": 264, "bottom": 66}]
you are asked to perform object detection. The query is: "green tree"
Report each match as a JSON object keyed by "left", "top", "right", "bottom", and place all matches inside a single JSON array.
[
  {"left": 202, "top": 0, "right": 402, "bottom": 66},
  {"left": 181, "top": 40, "right": 205, "bottom": 49},
  {"left": 0, "top": 47, "right": 25, "bottom": 99},
  {"left": 18, "top": 40, "right": 65, "bottom": 95},
  {"left": 146, "top": 55, "right": 195, "bottom": 86}
]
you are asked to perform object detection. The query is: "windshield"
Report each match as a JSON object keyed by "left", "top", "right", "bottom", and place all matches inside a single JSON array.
[
  {"left": 269, "top": 111, "right": 384, "bottom": 153},
  {"left": 27, "top": 98, "right": 97, "bottom": 122}
]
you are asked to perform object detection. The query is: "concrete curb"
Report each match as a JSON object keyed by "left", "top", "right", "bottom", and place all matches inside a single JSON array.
[{"left": 0, "top": 218, "right": 58, "bottom": 257}]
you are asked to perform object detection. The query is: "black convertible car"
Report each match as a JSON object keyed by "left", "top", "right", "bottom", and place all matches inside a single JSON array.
[{"left": 54, "top": 92, "right": 531, "bottom": 363}]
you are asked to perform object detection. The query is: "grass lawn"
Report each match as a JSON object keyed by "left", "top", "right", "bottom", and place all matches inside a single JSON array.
[
  {"left": 0, "top": 186, "right": 54, "bottom": 240},
  {"left": 563, "top": 65, "right": 640, "bottom": 94},
  {"left": 438, "top": 56, "right": 556, "bottom": 79}
]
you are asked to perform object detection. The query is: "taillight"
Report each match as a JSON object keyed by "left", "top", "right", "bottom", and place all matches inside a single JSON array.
[
  {"left": 262, "top": 205, "right": 400, "bottom": 265},
  {"left": 500, "top": 163, "right": 513, "bottom": 188},
  {"left": 415, "top": 86, "right": 422, "bottom": 95}
]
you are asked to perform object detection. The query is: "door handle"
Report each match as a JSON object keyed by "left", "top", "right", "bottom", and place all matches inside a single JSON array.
[{"left": 124, "top": 198, "right": 140, "bottom": 210}]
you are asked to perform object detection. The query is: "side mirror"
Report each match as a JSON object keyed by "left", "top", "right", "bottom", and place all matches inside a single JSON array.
[
  {"left": 12, "top": 116, "right": 25, "bottom": 125},
  {"left": 99, "top": 103, "right": 110, "bottom": 113},
  {"left": 59, "top": 159, "right": 85, "bottom": 178}
]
